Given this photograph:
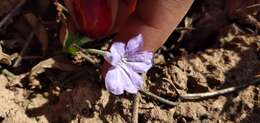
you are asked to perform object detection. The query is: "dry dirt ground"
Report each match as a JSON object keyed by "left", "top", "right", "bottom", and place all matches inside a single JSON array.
[{"left": 0, "top": 0, "right": 259, "bottom": 123}]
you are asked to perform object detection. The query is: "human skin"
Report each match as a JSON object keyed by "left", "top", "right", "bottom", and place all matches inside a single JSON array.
[
  {"left": 65, "top": 0, "right": 193, "bottom": 51},
  {"left": 102, "top": 0, "right": 194, "bottom": 77},
  {"left": 64, "top": 0, "right": 194, "bottom": 76},
  {"left": 113, "top": 0, "right": 194, "bottom": 52}
]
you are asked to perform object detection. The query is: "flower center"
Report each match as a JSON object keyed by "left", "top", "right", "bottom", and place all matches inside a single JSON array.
[{"left": 117, "top": 57, "right": 128, "bottom": 67}]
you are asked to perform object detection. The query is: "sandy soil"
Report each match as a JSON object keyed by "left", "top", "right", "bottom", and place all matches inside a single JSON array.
[{"left": 0, "top": 0, "right": 259, "bottom": 123}]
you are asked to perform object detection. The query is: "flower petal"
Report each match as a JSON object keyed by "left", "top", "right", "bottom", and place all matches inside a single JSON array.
[
  {"left": 119, "top": 64, "right": 144, "bottom": 90},
  {"left": 118, "top": 66, "right": 140, "bottom": 94},
  {"left": 127, "top": 51, "right": 153, "bottom": 73},
  {"left": 110, "top": 42, "right": 125, "bottom": 56},
  {"left": 105, "top": 67, "right": 124, "bottom": 95},
  {"left": 126, "top": 34, "right": 144, "bottom": 55},
  {"left": 105, "top": 66, "right": 138, "bottom": 95},
  {"left": 105, "top": 42, "right": 125, "bottom": 66}
]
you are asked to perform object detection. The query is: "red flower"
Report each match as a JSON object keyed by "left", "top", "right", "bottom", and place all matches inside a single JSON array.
[
  {"left": 70, "top": 0, "right": 112, "bottom": 38},
  {"left": 67, "top": 0, "right": 137, "bottom": 38}
]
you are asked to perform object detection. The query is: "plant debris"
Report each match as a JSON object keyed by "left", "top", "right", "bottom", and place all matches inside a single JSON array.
[{"left": 0, "top": 0, "right": 259, "bottom": 123}]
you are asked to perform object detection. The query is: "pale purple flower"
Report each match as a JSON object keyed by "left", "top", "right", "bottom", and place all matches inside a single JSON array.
[{"left": 104, "top": 34, "right": 153, "bottom": 95}]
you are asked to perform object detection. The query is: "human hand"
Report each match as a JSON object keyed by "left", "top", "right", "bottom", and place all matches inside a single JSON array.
[
  {"left": 65, "top": 0, "right": 193, "bottom": 51},
  {"left": 64, "top": 0, "right": 193, "bottom": 94}
]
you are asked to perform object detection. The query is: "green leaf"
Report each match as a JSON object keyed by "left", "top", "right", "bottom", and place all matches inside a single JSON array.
[{"left": 62, "top": 30, "right": 92, "bottom": 55}]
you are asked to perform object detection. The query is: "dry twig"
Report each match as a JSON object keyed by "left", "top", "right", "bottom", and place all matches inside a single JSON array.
[
  {"left": 162, "top": 78, "right": 181, "bottom": 96},
  {"left": 236, "top": 3, "right": 260, "bottom": 13},
  {"left": 1, "top": 68, "right": 16, "bottom": 79},
  {"left": 54, "top": 1, "right": 69, "bottom": 23},
  {"left": 13, "top": 32, "right": 34, "bottom": 67},
  {"left": 0, "top": 0, "right": 27, "bottom": 28}
]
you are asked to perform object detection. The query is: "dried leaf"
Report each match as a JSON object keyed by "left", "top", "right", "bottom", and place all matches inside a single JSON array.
[
  {"left": 0, "top": 45, "right": 18, "bottom": 65},
  {"left": 29, "top": 55, "right": 80, "bottom": 87}
]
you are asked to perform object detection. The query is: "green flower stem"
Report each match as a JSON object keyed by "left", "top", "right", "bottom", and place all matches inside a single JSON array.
[
  {"left": 85, "top": 49, "right": 109, "bottom": 56},
  {"left": 72, "top": 44, "right": 109, "bottom": 56}
]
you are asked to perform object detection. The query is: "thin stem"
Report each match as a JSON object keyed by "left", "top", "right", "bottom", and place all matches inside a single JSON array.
[
  {"left": 78, "top": 52, "right": 96, "bottom": 64},
  {"left": 85, "top": 49, "right": 109, "bottom": 56},
  {"left": 180, "top": 78, "right": 260, "bottom": 100},
  {"left": 132, "top": 93, "right": 140, "bottom": 123},
  {"left": 1, "top": 69, "right": 16, "bottom": 79},
  {"left": 140, "top": 90, "right": 178, "bottom": 107},
  {"left": 73, "top": 44, "right": 109, "bottom": 56},
  {"left": 13, "top": 32, "right": 34, "bottom": 67}
]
